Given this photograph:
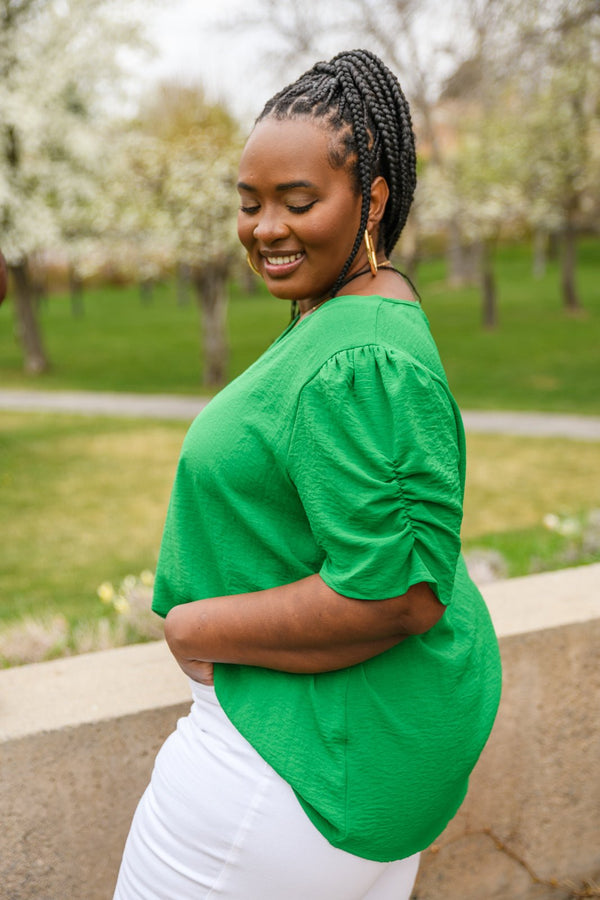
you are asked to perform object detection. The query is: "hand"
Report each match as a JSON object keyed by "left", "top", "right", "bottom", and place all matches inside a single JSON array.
[{"left": 173, "top": 656, "right": 214, "bottom": 686}]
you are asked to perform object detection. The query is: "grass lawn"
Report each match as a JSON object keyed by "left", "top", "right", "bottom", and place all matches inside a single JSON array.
[
  {"left": 1, "top": 412, "right": 599, "bottom": 632},
  {"left": 0, "top": 239, "right": 598, "bottom": 413},
  {"left": 1, "top": 413, "right": 184, "bottom": 625},
  {"left": 414, "top": 239, "right": 600, "bottom": 414}
]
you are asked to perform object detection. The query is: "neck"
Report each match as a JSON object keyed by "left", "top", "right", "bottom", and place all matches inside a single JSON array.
[
  {"left": 297, "top": 262, "right": 398, "bottom": 320},
  {"left": 336, "top": 262, "right": 394, "bottom": 295}
]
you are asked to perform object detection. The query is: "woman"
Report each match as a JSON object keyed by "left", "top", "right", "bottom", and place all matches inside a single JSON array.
[{"left": 114, "top": 49, "right": 501, "bottom": 900}]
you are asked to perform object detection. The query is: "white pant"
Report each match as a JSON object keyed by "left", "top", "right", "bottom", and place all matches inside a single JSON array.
[{"left": 113, "top": 680, "right": 420, "bottom": 900}]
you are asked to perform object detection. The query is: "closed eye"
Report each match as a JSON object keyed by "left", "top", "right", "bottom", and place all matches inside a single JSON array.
[
  {"left": 288, "top": 201, "right": 317, "bottom": 214},
  {"left": 239, "top": 204, "right": 260, "bottom": 214}
]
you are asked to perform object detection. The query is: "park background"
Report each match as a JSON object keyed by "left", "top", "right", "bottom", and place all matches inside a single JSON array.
[{"left": 1, "top": 0, "right": 599, "bottom": 665}]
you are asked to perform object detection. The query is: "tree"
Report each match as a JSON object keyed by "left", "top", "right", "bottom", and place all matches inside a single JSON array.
[
  {"left": 0, "top": 247, "right": 7, "bottom": 303},
  {"left": 512, "top": 0, "right": 600, "bottom": 310},
  {"left": 0, "top": 0, "right": 146, "bottom": 371},
  {"left": 234, "top": 0, "right": 526, "bottom": 318},
  {"left": 113, "top": 84, "right": 243, "bottom": 386},
  {"left": 238, "top": 0, "right": 600, "bottom": 323}
]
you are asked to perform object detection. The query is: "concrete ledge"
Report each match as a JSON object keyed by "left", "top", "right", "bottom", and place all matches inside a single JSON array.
[
  {"left": 415, "top": 564, "right": 600, "bottom": 900},
  {"left": 1, "top": 642, "right": 191, "bottom": 900},
  {"left": 478, "top": 562, "right": 600, "bottom": 636},
  {"left": 1, "top": 564, "right": 599, "bottom": 899},
  {"left": 0, "top": 639, "right": 190, "bottom": 742}
]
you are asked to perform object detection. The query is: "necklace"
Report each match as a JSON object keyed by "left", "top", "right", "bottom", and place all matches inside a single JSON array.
[
  {"left": 337, "top": 262, "right": 396, "bottom": 291},
  {"left": 306, "top": 263, "right": 401, "bottom": 311},
  {"left": 296, "top": 263, "right": 418, "bottom": 323},
  {"left": 302, "top": 298, "right": 327, "bottom": 317}
]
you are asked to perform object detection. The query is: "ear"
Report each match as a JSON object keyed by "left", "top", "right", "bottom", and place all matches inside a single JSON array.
[{"left": 367, "top": 176, "right": 389, "bottom": 231}]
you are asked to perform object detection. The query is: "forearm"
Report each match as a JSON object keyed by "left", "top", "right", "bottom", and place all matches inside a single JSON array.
[{"left": 164, "top": 574, "right": 444, "bottom": 674}]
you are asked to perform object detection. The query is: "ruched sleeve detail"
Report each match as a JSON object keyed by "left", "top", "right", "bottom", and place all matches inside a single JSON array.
[{"left": 286, "top": 345, "right": 464, "bottom": 605}]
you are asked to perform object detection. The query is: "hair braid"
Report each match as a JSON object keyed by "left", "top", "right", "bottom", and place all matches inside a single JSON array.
[
  {"left": 256, "top": 49, "right": 417, "bottom": 297},
  {"left": 331, "top": 63, "right": 373, "bottom": 293}
]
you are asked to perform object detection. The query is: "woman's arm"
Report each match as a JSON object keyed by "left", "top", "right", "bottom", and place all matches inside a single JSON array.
[{"left": 164, "top": 574, "right": 445, "bottom": 679}]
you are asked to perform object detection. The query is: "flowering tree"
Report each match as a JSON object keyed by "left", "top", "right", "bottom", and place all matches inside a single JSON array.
[
  {"left": 0, "top": 0, "right": 145, "bottom": 371},
  {"left": 418, "top": 92, "right": 529, "bottom": 328},
  {"left": 241, "top": 0, "right": 599, "bottom": 323},
  {"left": 236, "top": 0, "right": 519, "bottom": 287},
  {"left": 513, "top": 1, "right": 600, "bottom": 309},
  {"left": 113, "top": 84, "right": 243, "bottom": 386},
  {"left": 0, "top": 247, "right": 7, "bottom": 302}
]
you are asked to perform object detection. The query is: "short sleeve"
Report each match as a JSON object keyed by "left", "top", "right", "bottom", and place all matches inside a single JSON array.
[{"left": 286, "top": 346, "right": 464, "bottom": 604}]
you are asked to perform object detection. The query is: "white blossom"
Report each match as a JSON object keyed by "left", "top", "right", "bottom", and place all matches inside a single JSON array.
[{"left": 1, "top": 0, "right": 148, "bottom": 266}]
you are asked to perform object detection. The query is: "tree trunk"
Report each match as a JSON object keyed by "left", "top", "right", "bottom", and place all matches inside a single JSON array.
[
  {"left": 478, "top": 239, "right": 498, "bottom": 330},
  {"left": 446, "top": 219, "right": 477, "bottom": 287},
  {"left": 176, "top": 262, "right": 191, "bottom": 306},
  {"left": 532, "top": 229, "right": 547, "bottom": 279},
  {"left": 10, "top": 261, "right": 50, "bottom": 373},
  {"left": 0, "top": 249, "right": 7, "bottom": 304},
  {"left": 140, "top": 278, "right": 154, "bottom": 305},
  {"left": 561, "top": 220, "right": 581, "bottom": 312},
  {"left": 193, "top": 261, "right": 230, "bottom": 387},
  {"left": 69, "top": 266, "right": 84, "bottom": 317},
  {"left": 548, "top": 231, "right": 560, "bottom": 261}
]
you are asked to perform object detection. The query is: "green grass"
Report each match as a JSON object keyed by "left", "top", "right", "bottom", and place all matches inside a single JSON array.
[
  {"left": 462, "top": 433, "right": 600, "bottom": 577},
  {"left": 0, "top": 413, "right": 185, "bottom": 625},
  {"left": 0, "top": 280, "right": 289, "bottom": 395},
  {"left": 1, "top": 413, "right": 598, "bottom": 630},
  {"left": 0, "top": 239, "right": 599, "bottom": 412},
  {"left": 418, "top": 240, "right": 600, "bottom": 414},
  {"left": 463, "top": 524, "right": 599, "bottom": 579}
]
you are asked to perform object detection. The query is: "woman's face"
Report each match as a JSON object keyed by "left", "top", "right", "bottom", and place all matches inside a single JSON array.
[{"left": 237, "top": 117, "right": 363, "bottom": 302}]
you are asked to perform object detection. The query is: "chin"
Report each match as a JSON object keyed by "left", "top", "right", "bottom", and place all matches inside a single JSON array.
[
  {"left": 264, "top": 282, "right": 304, "bottom": 302},
  {"left": 265, "top": 278, "right": 328, "bottom": 304}
]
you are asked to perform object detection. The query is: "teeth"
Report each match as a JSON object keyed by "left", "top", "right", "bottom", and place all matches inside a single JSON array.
[{"left": 266, "top": 253, "right": 302, "bottom": 265}]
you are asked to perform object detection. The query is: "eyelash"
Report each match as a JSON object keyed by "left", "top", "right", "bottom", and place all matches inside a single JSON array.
[
  {"left": 288, "top": 201, "right": 317, "bottom": 214},
  {"left": 239, "top": 201, "right": 317, "bottom": 215}
]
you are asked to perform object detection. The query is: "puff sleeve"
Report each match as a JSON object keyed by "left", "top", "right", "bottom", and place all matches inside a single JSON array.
[{"left": 286, "top": 346, "right": 465, "bottom": 605}]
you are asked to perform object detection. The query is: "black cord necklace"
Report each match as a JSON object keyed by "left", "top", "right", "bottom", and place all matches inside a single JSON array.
[
  {"left": 293, "top": 263, "right": 420, "bottom": 322},
  {"left": 337, "top": 263, "right": 395, "bottom": 291},
  {"left": 337, "top": 264, "right": 421, "bottom": 301}
]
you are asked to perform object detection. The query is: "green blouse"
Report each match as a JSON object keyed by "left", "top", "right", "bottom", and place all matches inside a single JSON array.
[{"left": 153, "top": 294, "right": 502, "bottom": 862}]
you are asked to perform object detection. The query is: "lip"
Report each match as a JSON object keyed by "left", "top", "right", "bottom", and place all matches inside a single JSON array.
[{"left": 261, "top": 251, "right": 305, "bottom": 278}]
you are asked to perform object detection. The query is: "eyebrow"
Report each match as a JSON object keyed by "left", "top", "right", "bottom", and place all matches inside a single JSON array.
[{"left": 237, "top": 180, "right": 316, "bottom": 192}]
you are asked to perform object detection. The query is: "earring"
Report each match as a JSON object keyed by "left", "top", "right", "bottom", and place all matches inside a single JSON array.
[
  {"left": 246, "top": 252, "right": 261, "bottom": 277},
  {"left": 364, "top": 230, "right": 378, "bottom": 276}
]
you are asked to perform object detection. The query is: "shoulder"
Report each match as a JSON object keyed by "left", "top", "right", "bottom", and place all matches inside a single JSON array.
[
  {"left": 296, "top": 295, "right": 445, "bottom": 392},
  {"left": 297, "top": 344, "right": 453, "bottom": 430},
  {"left": 293, "top": 295, "right": 431, "bottom": 369},
  {"left": 267, "top": 293, "right": 451, "bottom": 418}
]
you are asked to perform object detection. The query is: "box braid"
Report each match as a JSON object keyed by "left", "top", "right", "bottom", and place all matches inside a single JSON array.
[{"left": 257, "top": 49, "right": 417, "bottom": 298}]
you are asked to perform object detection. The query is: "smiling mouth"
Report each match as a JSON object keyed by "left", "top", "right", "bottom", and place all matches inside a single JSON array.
[{"left": 264, "top": 252, "right": 303, "bottom": 266}]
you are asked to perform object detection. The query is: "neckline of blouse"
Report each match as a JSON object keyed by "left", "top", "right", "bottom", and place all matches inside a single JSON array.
[{"left": 283, "top": 293, "right": 422, "bottom": 338}]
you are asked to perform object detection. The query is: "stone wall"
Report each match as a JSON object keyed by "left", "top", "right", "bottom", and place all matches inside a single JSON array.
[{"left": 1, "top": 564, "right": 599, "bottom": 900}]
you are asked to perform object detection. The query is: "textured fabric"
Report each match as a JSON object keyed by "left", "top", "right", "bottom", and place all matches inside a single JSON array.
[
  {"left": 153, "top": 294, "right": 502, "bottom": 862},
  {"left": 113, "top": 680, "right": 420, "bottom": 900}
]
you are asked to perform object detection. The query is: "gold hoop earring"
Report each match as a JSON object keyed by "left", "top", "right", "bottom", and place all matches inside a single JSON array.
[
  {"left": 246, "top": 252, "right": 261, "bottom": 277},
  {"left": 364, "top": 230, "right": 378, "bottom": 276}
]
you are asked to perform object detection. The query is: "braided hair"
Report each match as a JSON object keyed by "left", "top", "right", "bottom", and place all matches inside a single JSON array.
[{"left": 257, "top": 49, "right": 417, "bottom": 297}]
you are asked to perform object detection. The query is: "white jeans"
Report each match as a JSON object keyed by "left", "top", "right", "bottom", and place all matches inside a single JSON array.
[{"left": 113, "top": 680, "right": 420, "bottom": 900}]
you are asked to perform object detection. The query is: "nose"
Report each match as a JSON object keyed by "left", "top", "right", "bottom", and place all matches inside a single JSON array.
[{"left": 253, "top": 205, "right": 289, "bottom": 244}]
